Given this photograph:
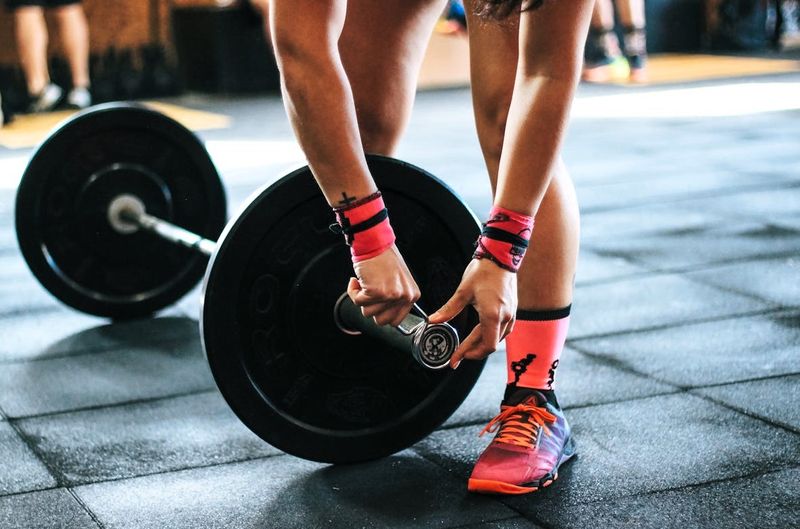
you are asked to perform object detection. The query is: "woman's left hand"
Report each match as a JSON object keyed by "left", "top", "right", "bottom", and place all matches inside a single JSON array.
[{"left": 428, "top": 258, "right": 517, "bottom": 368}]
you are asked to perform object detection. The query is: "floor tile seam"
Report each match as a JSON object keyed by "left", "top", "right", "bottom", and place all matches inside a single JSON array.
[
  {"left": 677, "top": 272, "right": 791, "bottom": 309},
  {"left": 445, "top": 515, "right": 530, "bottom": 529},
  {"left": 3, "top": 414, "right": 69, "bottom": 488},
  {"left": 9, "top": 387, "right": 218, "bottom": 422},
  {"left": 569, "top": 343, "right": 800, "bottom": 395},
  {"left": 0, "top": 484, "right": 61, "bottom": 500},
  {"left": 688, "top": 371, "right": 800, "bottom": 391},
  {"left": 407, "top": 448, "right": 531, "bottom": 524},
  {"left": 574, "top": 168, "right": 800, "bottom": 191},
  {"left": 496, "top": 497, "right": 562, "bottom": 529},
  {"left": 0, "top": 305, "right": 64, "bottom": 321},
  {"left": 65, "top": 487, "right": 106, "bottom": 529},
  {"left": 0, "top": 333, "right": 204, "bottom": 366},
  {"left": 582, "top": 174, "right": 800, "bottom": 209},
  {"left": 571, "top": 250, "right": 800, "bottom": 286},
  {"left": 567, "top": 306, "right": 788, "bottom": 344},
  {"left": 568, "top": 349, "right": 800, "bottom": 403},
  {"left": 646, "top": 250, "right": 800, "bottom": 278},
  {"left": 66, "top": 451, "right": 287, "bottom": 490},
  {"left": 575, "top": 272, "right": 657, "bottom": 289},
  {"left": 579, "top": 182, "right": 800, "bottom": 215},
  {"left": 687, "top": 390, "right": 800, "bottom": 436},
  {"left": 558, "top": 463, "right": 800, "bottom": 510},
  {"left": 567, "top": 345, "right": 686, "bottom": 386}
]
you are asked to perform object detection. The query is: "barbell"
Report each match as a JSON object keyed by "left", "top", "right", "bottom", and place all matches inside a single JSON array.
[{"left": 15, "top": 102, "right": 484, "bottom": 463}]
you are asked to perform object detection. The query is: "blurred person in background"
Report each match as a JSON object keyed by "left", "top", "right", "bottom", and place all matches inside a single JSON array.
[
  {"left": 582, "top": 0, "right": 648, "bottom": 83},
  {"left": 8, "top": 0, "right": 91, "bottom": 112}
]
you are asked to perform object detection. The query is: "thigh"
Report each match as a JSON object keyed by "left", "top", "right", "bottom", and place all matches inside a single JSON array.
[
  {"left": 463, "top": 0, "right": 519, "bottom": 190},
  {"left": 339, "top": 0, "right": 447, "bottom": 154}
]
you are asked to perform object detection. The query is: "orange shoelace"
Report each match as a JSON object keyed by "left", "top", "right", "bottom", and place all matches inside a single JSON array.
[{"left": 479, "top": 402, "right": 557, "bottom": 448}]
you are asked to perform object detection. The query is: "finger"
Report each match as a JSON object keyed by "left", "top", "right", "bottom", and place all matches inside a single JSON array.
[
  {"left": 463, "top": 316, "right": 501, "bottom": 361},
  {"left": 350, "top": 285, "right": 386, "bottom": 307},
  {"left": 346, "top": 277, "right": 362, "bottom": 303},
  {"left": 361, "top": 303, "right": 390, "bottom": 318},
  {"left": 500, "top": 316, "right": 515, "bottom": 342},
  {"left": 450, "top": 324, "right": 483, "bottom": 369},
  {"left": 428, "top": 290, "right": 469, "bottom": 324},
  {"left": 374, "top": 302, "right": 409, "bottom": 327},
  {"left": 388, "top": 302, "right": 415, "bottom": 327}
]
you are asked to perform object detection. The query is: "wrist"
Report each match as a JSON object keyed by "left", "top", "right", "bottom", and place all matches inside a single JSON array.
[
  {"left": 332, "top": 191, "right": 396, "bottom": 262},
  {"left": 473, "top": 205, "right": 534, "bottom": 273}
]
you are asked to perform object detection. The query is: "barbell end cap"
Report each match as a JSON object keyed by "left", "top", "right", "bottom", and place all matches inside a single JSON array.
[{"left": 412, "top": 322, "right": 459, "bottom": 370}]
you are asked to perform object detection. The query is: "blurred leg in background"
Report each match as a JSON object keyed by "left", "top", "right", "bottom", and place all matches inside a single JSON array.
[
  {"left": 12, "top": 4, "right": 62, "bottom": 112},
  {"left": 53, "top": 2, "right": 91, "bottom": 108},
  {"left": 582, "top": 0, "right": 648, "bottom": 84},
  {"left": 11, "top": 0, "right": 91, "bottom": 112},
  {"left": 616, "top": 0, "right": 648, "bottom": 83}
]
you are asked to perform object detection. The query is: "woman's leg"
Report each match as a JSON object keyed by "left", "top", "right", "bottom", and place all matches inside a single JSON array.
[
  {"left": 339, "top": 0, "right": 448, "bottom": 155},
  {"left": 463, "top": 0, "right": 580, "bottom": 495},
  {"left": 464, "top": 4, "right": 579, "bottom": 311}
]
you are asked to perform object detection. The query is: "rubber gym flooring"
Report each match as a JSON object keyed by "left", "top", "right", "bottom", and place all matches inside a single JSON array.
[{"left": 0, "top": 58, "right": 798, "bottom": 528}]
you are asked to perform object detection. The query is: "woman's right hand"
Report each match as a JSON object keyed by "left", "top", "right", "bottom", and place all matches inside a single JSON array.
[{"left": 347, "top": 245, "right": 421, "bottom": 327}]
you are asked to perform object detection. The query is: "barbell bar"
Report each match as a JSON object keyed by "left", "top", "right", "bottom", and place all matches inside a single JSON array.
[{"left": 16, "top": 102, "right": 484, "bottom": 463}]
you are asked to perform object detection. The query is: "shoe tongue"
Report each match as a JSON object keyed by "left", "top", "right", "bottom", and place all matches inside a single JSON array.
[{"left": 503, "top": 387, "right": 547, "bottom": 407}]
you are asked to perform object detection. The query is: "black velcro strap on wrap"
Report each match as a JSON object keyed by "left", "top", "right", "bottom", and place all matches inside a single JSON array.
[
  {"left": 344, "top": 208, "right": 389, "bottom": 236},
  {"left": 481, "top": 226, "right": 529, "bottom": 249}
]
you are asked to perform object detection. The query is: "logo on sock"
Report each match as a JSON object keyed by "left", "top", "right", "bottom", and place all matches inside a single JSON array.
[
  {"left": 546, "top": 359, "right": 559, "bottom": 389},
  {"left": 511, "top": 353, "right": 536, "bottom": 385}
]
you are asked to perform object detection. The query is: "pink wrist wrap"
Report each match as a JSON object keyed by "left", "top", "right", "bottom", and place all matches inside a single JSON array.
[
  {"left": 473, "top": 205, "right": 534, "bottom": 273},
  {"left": 333, "top": 191, "right": 396, "bottom": 262}
]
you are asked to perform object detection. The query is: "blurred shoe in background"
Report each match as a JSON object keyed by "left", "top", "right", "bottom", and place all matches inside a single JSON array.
[
  {"left": 66, "top": 86, "right": 92, "bottom": 110},
  {"left": 28, "top": 83, "right": 63, "bottom": 113}
]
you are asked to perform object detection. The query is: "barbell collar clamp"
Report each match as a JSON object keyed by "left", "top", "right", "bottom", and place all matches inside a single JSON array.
[
  {"left": 334, "top": 294, "right": 458, "bottom": 370},
  {"left": 108, "top": 194, "right": 217, "bottom": 256}
]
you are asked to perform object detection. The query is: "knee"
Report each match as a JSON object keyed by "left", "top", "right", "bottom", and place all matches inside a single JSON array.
[
  {"left": 272, "top": 24, "right": 329, "bottom": 78},
  {"left": 475, "top": 98, "right": 510, "bottom": 163},
  {"left": 13, "top": 6, "right": 45, "bottom": 25},
  {"left": 357, "top": 106, "right": 401, "bottom": 155},
  {"left": 52, "top": 4, "right": 82, "bottom": 20},
  {"left": 472, "top": 81, "right": 512, "bottom": 161},
  {"left": 272, "top": 32, "right": 327, "bottom": 99}
]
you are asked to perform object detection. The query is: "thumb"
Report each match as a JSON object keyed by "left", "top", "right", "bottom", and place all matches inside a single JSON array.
[
  {"left": 428, "top": 291, "right": 468, "bottom": 324},
  {"left": 346, "top": 277, "right": 362, "bottom": 301}
]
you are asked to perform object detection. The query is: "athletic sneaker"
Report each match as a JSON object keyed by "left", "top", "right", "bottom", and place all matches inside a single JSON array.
[
  {"left": 66, "top": 86, "right": 92, "bottom": 109},
  {"left": 582, "top": 55, "right": 629, "bottom": 83},
  {"left": 28, "top": 83, "right": 63, "bottom": 113},
  {"left": 626, "top": 55, "right": 648, "bottom": 84},
  {"left": 468, "top": 388, "right": 576, "bottom": 495}
]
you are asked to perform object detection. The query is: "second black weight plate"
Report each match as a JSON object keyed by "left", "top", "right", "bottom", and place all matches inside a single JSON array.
[
  {"left": 203, "top": 155, "right": 483, "bottom": 463},
  {"left": 15, "top": 103, "right": 227, "bottom": 319}
]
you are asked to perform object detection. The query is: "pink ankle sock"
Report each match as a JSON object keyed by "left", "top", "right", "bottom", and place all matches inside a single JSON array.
[{"left": 505, "top": 306, "right": 571, "bottom": 390}]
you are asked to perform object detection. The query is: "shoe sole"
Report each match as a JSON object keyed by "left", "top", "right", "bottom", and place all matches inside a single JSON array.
[{"left": 468, "top": 436, "right": 577, "bottom": 495}]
